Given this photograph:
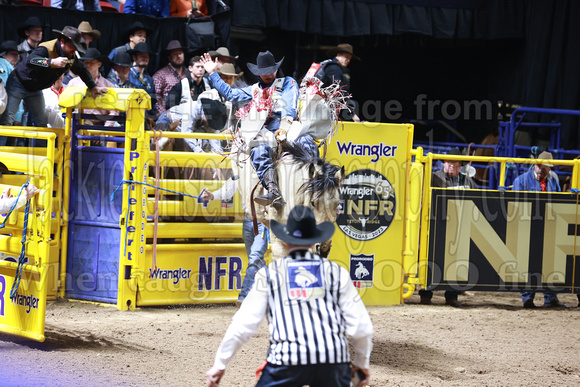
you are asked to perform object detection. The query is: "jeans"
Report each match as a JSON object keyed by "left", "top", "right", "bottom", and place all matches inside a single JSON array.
[
  {"left": 521, "top": 291, "right": 559, "bottom": 305},
  {"left": 0, "top": 72, "right": 47, "bottom": 146},
  {"left": 240, "top": 216, "right": 268, "bottom": 299},
  {"left": 256, "top": 363, "right": 351, "bottom": 387},
  {"left": 250, "top": 133, "right": 319, "bottom": 184}
]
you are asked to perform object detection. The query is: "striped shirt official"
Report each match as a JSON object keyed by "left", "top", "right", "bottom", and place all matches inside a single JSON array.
[
  {"left": 212, "top": 249, "right": 373, "bottom": 371},
  {"left": 264, "top": 250, "right": 350, "bottom": 366}
]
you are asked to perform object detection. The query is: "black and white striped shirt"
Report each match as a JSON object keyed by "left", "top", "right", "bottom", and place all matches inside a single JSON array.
[{"left": 213, "top": 249, "right": 373, "bottom": 370}]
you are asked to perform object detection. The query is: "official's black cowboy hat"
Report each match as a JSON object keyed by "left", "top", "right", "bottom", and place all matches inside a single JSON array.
[
  {"left": 200, "top": 98, "right": 227, "bottom": 130},
  {"left": 112, "top": 52, "right": 132, "bottom": 67},
  {"left": 122, "top": 21, "right": 151, "bottom": 42},
  {"left": 80, "top": 48, "right": 109, "bottom": 64},
  {"left": 17, "top": 16, "right": 45, "bottom": 38},
  {"left": 0, "top": 40, "right": 19, "bottom": 57},
  {"left": 247, "top": 51, "right": 284, "bottom": 76},
  {"left": 162, "top": 40, "right": 190, "bottom": 55},
  {"left": 327, "top": 43, "right": 360, "bottom": 61},
  {"left": 53, "top": 26, "right": 87, "bottom": 53},
  {"left": 270, "top": 206, "right": 335, "bottom": 246},
  {"left": 127, "top": 42, "right": 155, "bottom": 56}
]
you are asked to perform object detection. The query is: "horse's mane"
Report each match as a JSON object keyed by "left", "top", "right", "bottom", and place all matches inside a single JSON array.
[{"left": 280, "top": 139, "right": 342, "bottom": 201}]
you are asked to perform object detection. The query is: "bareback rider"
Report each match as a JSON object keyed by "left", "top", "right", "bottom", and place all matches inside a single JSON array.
[{"left": 200, "top": 51, "right": 317, "bottom": 210}]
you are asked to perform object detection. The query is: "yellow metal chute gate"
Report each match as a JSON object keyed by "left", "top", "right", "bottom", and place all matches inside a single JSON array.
[
  {"left": 0, "top": 127, "right": 61, "bottom": 342},
  {"left": 404, "top": 150, "right": 580, "bottom": 296}
]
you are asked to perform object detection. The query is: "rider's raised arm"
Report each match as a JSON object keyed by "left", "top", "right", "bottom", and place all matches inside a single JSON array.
[
  {"left": 280, "top": 77, "right": 299, "bottom": 121},
  {"left": 208, "top": 72, "right": 252, "bottom": 103}
]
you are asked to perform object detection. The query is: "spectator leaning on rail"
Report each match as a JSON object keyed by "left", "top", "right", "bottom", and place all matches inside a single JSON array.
[
  {"left": 206, "top": 205, "right": 374, "bottom": 387},
  {"left": 420, "top": 147, "right": 474, "bottom": 307},
  {"left": 0, "top": 26, "right": 107, "bottom": 145},
  {"left": 512, "top": 151, "right": 567, "bottom": 308}
]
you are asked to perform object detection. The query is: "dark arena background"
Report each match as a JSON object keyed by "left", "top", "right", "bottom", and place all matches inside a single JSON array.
[{"left": 2, "top": 0, "right": 580, "bottom": 147}]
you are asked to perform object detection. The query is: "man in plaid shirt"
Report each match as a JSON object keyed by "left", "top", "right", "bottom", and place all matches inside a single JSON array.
[{"left": 153, "top": 40, "right": 188, "bottom": 115}]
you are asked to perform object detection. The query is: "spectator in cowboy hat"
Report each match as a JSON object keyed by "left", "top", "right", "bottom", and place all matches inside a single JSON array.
[
  {"left": 216, "top": 63, "right": 243, "bottom": 87},
  {"left": 0, "top": 41, "right": 20, "bottom": 69},
  {"left": 17, "top": 16, "right": 45, "bottom": 64},
  {"left": 108, "top": 52, "right": 136, "bottom": 88},
  {"left": 209, "top": 47, "right": 238, "bottom": 69},
  {"left": 107, "top": 21, "right": 151, "bottom": 67},
  {"left": 0, "top": 41, "right": 25, "bottom": 126},
  {"left": 127, "top": 42, "right": 157, "bottom": 117},
  {"left": 69, "top": 48, "right": 117, "bottom": 127},
  {"left": 0, "top": 26, "right": 107, "bottom": 146},
  {"left": 77, "top": 21, "right": 101, "bottom": 48},
  {"left": 315, "top": 43, "right": 361, "bottom": 122},
  {"left": 205, "top": 205, "right": 373, "bottom": 387},
  {"left": 153, "top": 40, "right": 189, "bottom": 115}
]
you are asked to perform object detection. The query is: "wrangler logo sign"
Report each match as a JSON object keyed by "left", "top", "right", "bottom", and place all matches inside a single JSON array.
[{"left": 428, "top": 190, "right": 580, "bottom": 291}]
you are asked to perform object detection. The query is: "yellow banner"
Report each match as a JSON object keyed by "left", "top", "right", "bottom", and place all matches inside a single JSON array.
[{"left": 326, "top": 122, "right": 413, "bottom": 305}]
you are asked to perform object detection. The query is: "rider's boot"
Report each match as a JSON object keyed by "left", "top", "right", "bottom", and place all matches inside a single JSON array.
[{"left": 254, "top": 169, "right": 285, "bottom": 210}]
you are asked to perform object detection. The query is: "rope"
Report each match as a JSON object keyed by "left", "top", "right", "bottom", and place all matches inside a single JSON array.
[
  {"left": 0, "top": 182, "right": 29, "bottom": 229},
  {"left": 9, "top": 182, "right": 32, "bottom": 298},
  {"left": 110, "top": 180, "right": 201, "bottom": 257}
]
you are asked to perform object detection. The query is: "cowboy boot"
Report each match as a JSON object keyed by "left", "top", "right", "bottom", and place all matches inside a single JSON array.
[{"left": 254, "top": 169, "right": 286, "bottom": 209}]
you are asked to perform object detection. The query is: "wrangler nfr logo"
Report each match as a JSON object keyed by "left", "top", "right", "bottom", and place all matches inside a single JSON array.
[{"left": 336, "top": 169, "right": 396, "bottom": 241}]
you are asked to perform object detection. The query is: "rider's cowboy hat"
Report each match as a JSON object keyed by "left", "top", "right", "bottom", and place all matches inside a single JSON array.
[
  {"left": 17, "top": 16, "right": 45, "bottom": 38},
  {"left": 217, "top": 63, "right": 243, "bottom": 78},
  {"left": 327, "top": 43, "right": 360, "bottom": 61},
  {"left": 53, "top": 26, "right": 87, "bottom": 53},
  {"left": 200, "top": 98, "right": 227, "bottom": 130},
  {"left": 80, "top": 48, "right": 109, "bottom": 64},
  {"left": 270, "top": 206, "right": 335, "bottom": 246},
  {"left": 247, "top": 51, "right": 284, "bottom": 76}
]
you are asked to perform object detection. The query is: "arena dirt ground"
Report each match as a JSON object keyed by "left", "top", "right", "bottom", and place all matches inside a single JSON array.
[{"left": 1, "top": 291, "right": 580, "bottom": 386}]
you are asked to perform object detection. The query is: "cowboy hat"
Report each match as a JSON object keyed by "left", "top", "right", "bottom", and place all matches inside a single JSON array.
[
  {"left": 270, "top": 206, "right": 335, "bottom": 246},
  {"left": 327, "top": 43, "right": 360, "bottom": 61},
  {"left": 247, "top": 51, "right": 284, "bottom": 76},
  {"left": 80, "top": 48, "right": 109, "bottom": 64},
  {"left": 200, "top": 98, "right": 227, "bottom": 130},
  {"left": 209, "top": 47, "right": 238, "bottom": 61},
  {"left": 53, "top": 26, "right": 86, "bottom": 53},
  {"left": 17, "top": 16, "right": 45, "bottom": 38},
  {"left": 121, "top": 21, "right": 151, "bottom": 42},
  {"left": 0, "top": 40, "right": 19, "bottom": 57},
  {"left": 77, "top": 21, "right": 101, "bottom": 40},
  {"left": 217, "top": 63, "right": 243, "bottom": 78},
  {"left": 162, "top": 40, "right": 189, "bottom": 55},
  {"left": 112, "top": 52, "right": 132, "bottom": 67},
  {"left": 537, "top": 151, "right": 554, "bottom": 168},
  {"left": 127, "top": 42, "right": 154, "bottom": 56}
]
